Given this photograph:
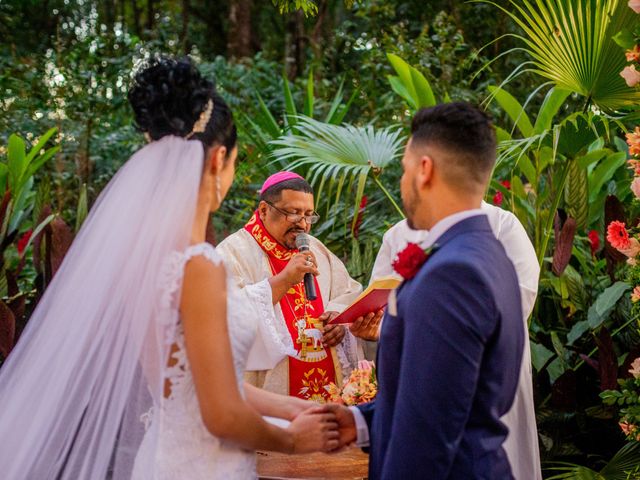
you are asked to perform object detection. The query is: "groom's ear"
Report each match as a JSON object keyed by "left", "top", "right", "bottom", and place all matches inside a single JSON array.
[{"left": 417, "top": 154, "right": 434, "bottom": 188}]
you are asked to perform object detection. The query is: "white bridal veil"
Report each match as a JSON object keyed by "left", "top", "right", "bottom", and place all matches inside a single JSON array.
[{"left": 0, "top": 136, "right": 203, "bottom": 479}]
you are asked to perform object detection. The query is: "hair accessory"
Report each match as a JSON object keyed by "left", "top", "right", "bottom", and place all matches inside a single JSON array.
[{"left": 186, "top": 99, "right": 214, "bottom": 139}]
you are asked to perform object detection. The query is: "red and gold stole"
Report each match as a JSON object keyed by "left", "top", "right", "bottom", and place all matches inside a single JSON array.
[{"left": 244, "top": 212, "right": 336, "bottom": 402}]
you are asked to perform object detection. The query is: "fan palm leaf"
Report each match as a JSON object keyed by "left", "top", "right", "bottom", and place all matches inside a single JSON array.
[
  {"left": 546, "top": 441, "right": 640, "bottom": 479},
  {"left": 477, "top": 0, "right": 640, "bottom": 112},
  {"left": 270, "top": 116, "right": 406, "bottom": 230}
]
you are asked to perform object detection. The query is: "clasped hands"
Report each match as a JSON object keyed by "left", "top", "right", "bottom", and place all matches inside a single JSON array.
[{"left": 286, "top": 399, "right": 357, "bottom": 454}]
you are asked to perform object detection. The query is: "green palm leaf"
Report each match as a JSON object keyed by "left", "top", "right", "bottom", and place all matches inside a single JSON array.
[
  {"left": 270, "top": 116, "right": 406, "bottom": 230},
  {"left": 478, "top": 0, "right": 640, "bottom": 112},
  {"left": 546, "top": 441, "right": 640, "bottom": 479}
]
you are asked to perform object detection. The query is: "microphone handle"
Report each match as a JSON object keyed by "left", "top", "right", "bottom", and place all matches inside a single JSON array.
[{"left": 303, "top": 272, "right": 317, "bottom": 301}]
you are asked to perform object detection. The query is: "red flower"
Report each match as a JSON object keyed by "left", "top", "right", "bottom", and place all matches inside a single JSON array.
[
  {"left": 607, "top": 221, "right": 631, "bottom": 250},
  {"left": 500, "top": 180, "right": 511, "bottom": 190},
  {"left": 353, "top": 195, "right": 368, "bottom": 239},
  {"left": 392, "top": 243, "right": 431, "bottom": 280},
  {"left": 493, "top": 190, "right": 503, "bottom": 207},
  {"left": 587, "top": 230, "right": 600, "bottom": 256},
  {"left": 17, "top": 229, "right": 33, "bottom": 256}
]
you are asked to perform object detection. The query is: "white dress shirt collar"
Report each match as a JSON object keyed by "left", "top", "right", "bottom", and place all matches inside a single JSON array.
[{"left": 422, "top": 208, "right": 486, "bottom": 249}]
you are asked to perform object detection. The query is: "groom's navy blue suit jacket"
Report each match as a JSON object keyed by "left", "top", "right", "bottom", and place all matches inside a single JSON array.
[{"left": 359, "top": 215, "right": 524, "bottom": 480}]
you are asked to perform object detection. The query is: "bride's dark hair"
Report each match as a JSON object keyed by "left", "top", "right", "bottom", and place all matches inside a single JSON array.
[{"left": 128, "top": 56, "right": 237, "bottom": 154}]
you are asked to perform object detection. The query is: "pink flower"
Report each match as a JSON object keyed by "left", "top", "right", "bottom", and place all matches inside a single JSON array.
[
  {"left": 632, "top": 177, "right": 640, "bottom": 200},
  {"left": 620, "top": 421, "right": 638, "bottom": 436},
  {"left": 632, "top": 286, "right": 640, "bottom": 303},
  {"left": 621, "top": 65, "right": 640, "bottom": 87},
  {"left": 619, "top": 237, "right": 640, "bottom": 258},
  {"left": 607, "top": 220, "right": 631, "bottom": 250},
  {"left": 629, "top": 357, "right": 640, "bottom": 378},
  {"left": 627, "top": 127, "right": 640, "bottom": 156},
  {"left": 626, "top": 45, "right": 640, "bottom": 62},
  {"left": 493, "top": 190, "right": 503, "bottom": 207},
  {"left": 629, "top": 0, "right": 640, "bottom": 13},
  {"left": 588, "top": 230, "right": 600, "bottom": 256}
]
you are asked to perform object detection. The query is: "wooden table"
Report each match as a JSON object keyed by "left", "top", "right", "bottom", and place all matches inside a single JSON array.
[{"left": 257, "top": 448, "right": 369, "bottom": 479}]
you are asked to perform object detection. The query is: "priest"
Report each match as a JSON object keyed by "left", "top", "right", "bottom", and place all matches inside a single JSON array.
[{"left": 217, "top": 172, "right": 381, "bottom": 401}]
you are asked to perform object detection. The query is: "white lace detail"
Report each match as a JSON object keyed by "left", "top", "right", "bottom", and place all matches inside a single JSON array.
[
  {"left": 133, "top": 242, "right": 259, "bottom": 479},
  {"left": 245, "top": 280, "right": 296, "bottom": 358},
  {"left": 336, "top": 331, "right": 358, "bottom": 380},
  {"left": 159, "top": 243, "right": 224, "bottom": 312}
]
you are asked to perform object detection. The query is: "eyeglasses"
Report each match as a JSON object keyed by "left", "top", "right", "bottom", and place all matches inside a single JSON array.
[{"left": 265, "top": 201, "right": 320, "bottom": 225}]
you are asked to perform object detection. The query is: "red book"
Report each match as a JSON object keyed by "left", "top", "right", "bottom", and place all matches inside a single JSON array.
[{"left": 328, "top": 277, "right": 401, "bottom": 325}]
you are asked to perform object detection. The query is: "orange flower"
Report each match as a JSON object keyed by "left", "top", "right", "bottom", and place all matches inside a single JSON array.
[
  {"left": 632, "top": 286, "right": 640, "bottom": 303},
  {"left": 627, "top": 127, "right": 640, "bottom": 156},
  {"left": 626, "top": 45, "right": 640, "bottom": 62}
]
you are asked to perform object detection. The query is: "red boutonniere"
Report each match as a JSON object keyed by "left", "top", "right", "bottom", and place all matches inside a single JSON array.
[{"left": 392, "top": 243, "right": 437, "bottom": 280}]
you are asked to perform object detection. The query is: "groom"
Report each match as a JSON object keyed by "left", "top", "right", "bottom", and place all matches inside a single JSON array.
[{"left": 332, "top": 102, "right": 524, "bottom": 479}]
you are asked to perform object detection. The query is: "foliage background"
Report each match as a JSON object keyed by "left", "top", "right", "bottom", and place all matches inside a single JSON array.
[{"left": 2, "top": 0, "right": 640, "bottom": 476}]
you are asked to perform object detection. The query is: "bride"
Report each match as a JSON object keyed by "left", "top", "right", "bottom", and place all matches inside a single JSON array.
[{"left": 0, "top": 57, "right": 339, "bottom": 479}]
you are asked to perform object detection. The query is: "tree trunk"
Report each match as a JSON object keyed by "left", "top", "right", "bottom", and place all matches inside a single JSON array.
[
  {"left": 227, "top": 0, "right": 253, "bottom": 58},
  {"left": 285, "top": 10, "right": 305, "bottom": 79},
  {"left": 146, "top": 0, "right": 155, "bottom": 30},
  {"left": 103, "top": 0, "right": 115, "bottom": 32},
  {"left": 131, "top": 0, "right": 141, "bottom": 36},
  {"left": 180, "top": 0, "right": 190, "bottom": 54}
]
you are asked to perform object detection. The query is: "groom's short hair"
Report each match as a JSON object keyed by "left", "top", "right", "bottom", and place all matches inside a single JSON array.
[{"left": 410, "top": 102, "right": 496, "bottom": 192}]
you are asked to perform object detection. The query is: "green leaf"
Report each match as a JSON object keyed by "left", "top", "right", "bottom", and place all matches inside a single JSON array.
[
  {"left": 282, "top": 74, "right": 298, "bottom": 128},
  {"left": 588, "top": 152, "right": 627, "bottom": 203},
  {"left": 531, "top": 341, "right": 555, "bottom": 372},
  {"left": 577, "top": 148, "right": 609, "bottom": 170},
  {"left": 533, "top": 87, "right": 571, "bottom": 134},
  {"left": 387, "top": 53, "right": 418, "bottom": 105},
  {"left": 488, "top": 86, "right": 534, "bottom": 137},
  {"left": 477, "top": 0, "right": 640, "bottom": 112},
  {"left": 25, "top": 127, "right": 57, "bottom": 164},
  {"left": 613, "top": 29, "right": 636, "bottom": 50},
  {"left": 7, "top": 134, "right": 26, "bottom": 191},
  {"left": 75, "top": 184, "right": 88, "bottom": 233},
  {"left": 587, "top": 282, "right": 630, "bottom": 329},
  {"left": 564, "top": 159, "right": 589, "bottom": 229},
  {"left": 409, "top": 67, "right": 436, "bottom": 108},
  {"left": 567, "top": 320, "right": 590, "bottom": 346},
  {"left": 387, "top": 75, "right": 418, "bottom": 110},
  {"left": 304, "top": 69, "right": 314, "bottom": 117}
]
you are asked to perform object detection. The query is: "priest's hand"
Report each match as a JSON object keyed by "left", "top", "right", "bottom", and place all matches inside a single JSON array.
[
  {"left": 320, "top": 311, "right": 346, "bottom": 347},
  {"left": 281, "top": 251, "right": 319, "bottom": 286},
  {"left": 349, "top": 309, "right": 384, "bottom": 341}
]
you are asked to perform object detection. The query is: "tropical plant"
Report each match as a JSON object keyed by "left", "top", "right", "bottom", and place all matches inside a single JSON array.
[
  {"left": 477, "top": 0, "right": 640, "bottom": 112},
  {"left": 270, "top": 115, "right": 405, "bottom": 230},
  {"left": 546, "top": 441, "right": 640, "bottom": 479},
  {"left": 0, "top": 129, "right": 60, "bottom": 362}
]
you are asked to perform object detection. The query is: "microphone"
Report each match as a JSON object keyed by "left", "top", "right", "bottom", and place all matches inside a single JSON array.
[{"left": 295, "top": 233, "right": 317, "bottom": 301}]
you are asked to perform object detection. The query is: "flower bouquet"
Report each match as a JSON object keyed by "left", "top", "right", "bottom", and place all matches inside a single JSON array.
[{"left": 327, "top": 360, "right": 377, "bottom": 406}]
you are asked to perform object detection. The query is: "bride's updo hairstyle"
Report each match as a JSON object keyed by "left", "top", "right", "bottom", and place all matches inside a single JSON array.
[{"left": 128, "top": 56, "right": 237, "bottom": 155}]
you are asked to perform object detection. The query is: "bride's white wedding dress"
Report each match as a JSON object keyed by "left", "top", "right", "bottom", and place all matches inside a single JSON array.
[{"left": 132, "top": 242, "right": 275, "bottom": 479}]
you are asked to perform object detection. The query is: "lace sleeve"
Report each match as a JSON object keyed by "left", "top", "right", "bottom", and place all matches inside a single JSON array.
[
  {"left": 159, "top": 243, "right": 224, "bottom": 312},
  {"left": 244, "top": 279, "right": 296, "bottom": 371}
]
